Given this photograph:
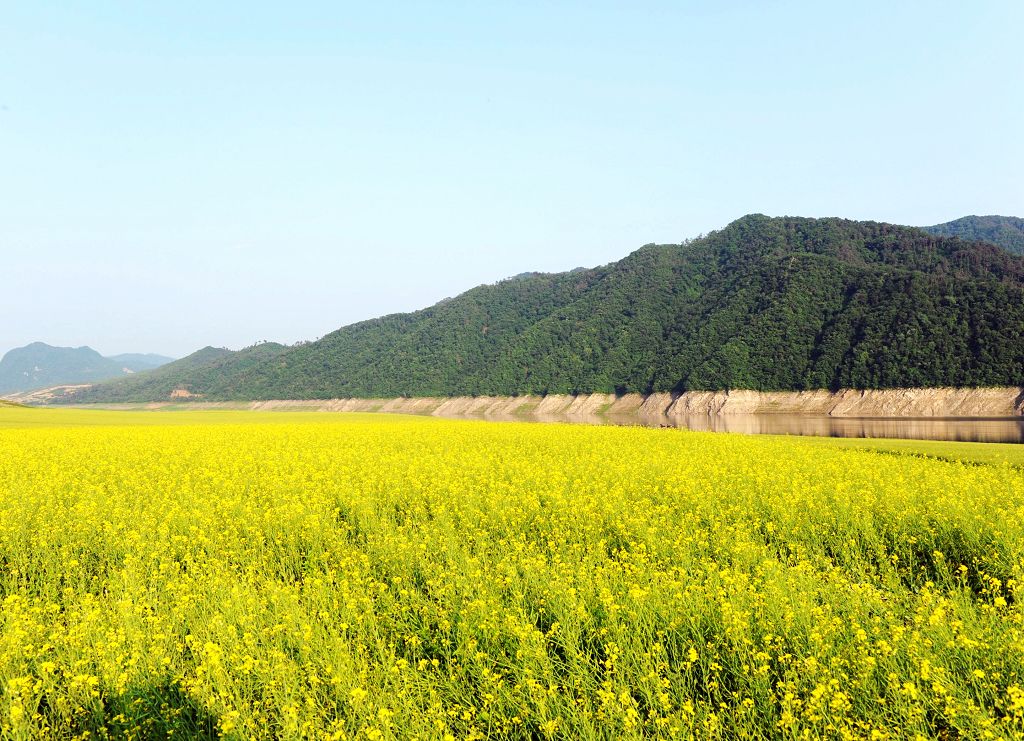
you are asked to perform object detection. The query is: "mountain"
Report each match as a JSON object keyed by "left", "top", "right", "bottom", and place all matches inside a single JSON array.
[
  {"left": 923, "top": 216, "right": 1024, "bottom": 255},
  {"left": 108, "top": 353, "right": 176, "bottom": 369},
  {"left": 0, "top": 343, "right": 174, "bottom": 395},
  {"left": 64, "top": 215, "right": 1024, "bottom": 403},
  {"left": 64, "top": 343, "right": 286, "bottom": 401}
]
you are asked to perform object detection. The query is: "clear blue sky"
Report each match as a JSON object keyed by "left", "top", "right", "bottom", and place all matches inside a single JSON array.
[{"left": 2, "top": 1, "right": 1021, "bottom": 358}]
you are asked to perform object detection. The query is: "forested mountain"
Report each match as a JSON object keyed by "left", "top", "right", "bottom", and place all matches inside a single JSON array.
[
  {"left": 0, "top": 343, "right": 173, "bottom": 394},
  {"left": 923, "top": 216, "right": 1024, "bottom": 255},
  {"left": 65, "top": 344, "right": 286, "bottom": 401},
  {"left": 64, "top": 215, "right": 1024, "bottom": 402}
]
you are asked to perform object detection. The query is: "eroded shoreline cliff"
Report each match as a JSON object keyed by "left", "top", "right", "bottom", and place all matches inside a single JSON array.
[{"left": 78, "top": 387, "right": 1024, "bottom": 418}]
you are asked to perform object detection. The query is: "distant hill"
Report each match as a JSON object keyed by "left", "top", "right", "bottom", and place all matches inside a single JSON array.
[
  {"left": 65, "top": 215, "right": 1024, "bottom": 403},
  {"left": 923, "top": 216, "right": 1024, "bottom": 255},
  {"left": 0, "top": 343, "right": 174, "bottom": 395},
  {"left": 108, "top": 353, "right": 176, "bottom": 369},
  {"left": 64, "top": 343, "right": 287, "bottom": 402}
]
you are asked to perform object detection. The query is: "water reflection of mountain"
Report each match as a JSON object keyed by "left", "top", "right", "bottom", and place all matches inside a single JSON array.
[
  {"left": 660, "top": 415, "right": 1024, "bottom": 443},
  {"left": 435, "top": 410, "right": 1024, "bottom": 444}
]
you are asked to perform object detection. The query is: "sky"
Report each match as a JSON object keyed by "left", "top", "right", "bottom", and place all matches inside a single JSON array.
[{"left": 2, "top": 1, "right": 1022, "bottom": 358}]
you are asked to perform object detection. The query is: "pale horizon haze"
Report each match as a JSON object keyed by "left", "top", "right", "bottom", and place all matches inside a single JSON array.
[{"left": 2, "top": 1, "right": 1022, "bottom": 358}]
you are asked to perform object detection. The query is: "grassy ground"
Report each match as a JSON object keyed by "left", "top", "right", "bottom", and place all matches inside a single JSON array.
[
  {"left": 800, "top": 434, "right": 1024, "bottom": 468},
  {"left": 1, "top": 407, "right": 1022, "bottom": 738}
]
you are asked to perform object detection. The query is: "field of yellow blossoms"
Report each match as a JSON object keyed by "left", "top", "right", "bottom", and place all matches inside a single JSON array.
[{"left": 0, "top": 407, "right": 1022, "bottom": 739}]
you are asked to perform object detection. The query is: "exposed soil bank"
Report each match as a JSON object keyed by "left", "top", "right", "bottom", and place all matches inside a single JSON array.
[
  {"left": 73, "top": 387, "right": 1024, "bottom": 418},
  {"left": 663, "top": 387, "right": 1024, "bottom": 417}
]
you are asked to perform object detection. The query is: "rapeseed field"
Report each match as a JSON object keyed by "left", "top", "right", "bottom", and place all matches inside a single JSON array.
[{"left": 0, "top": 409, "right": 1022, "bottom": 739}]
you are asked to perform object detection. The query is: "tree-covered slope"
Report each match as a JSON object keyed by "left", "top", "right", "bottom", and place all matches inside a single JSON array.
[
  {"left": 67, "top": 272, "right": 599, "bottom": 402},
  {"left": 923, "top": 216, "right": 1024, "bottom": 255},
  {"left": 491, "top": 216, "right": 1024, "bottom": 394},
  {"left": 65, "top": 215, "right": 1024, "bottom": 402},
  {"left": 0, "top": 343, "right": 173, "bottom": 394},
  {"left": 65, "top": 344, "right": 287, "bottom": 402}
]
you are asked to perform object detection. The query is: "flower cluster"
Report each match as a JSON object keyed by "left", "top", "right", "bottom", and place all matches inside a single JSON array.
[{"left": 0, "top": 410, "right": 1021, "bottom": 738}]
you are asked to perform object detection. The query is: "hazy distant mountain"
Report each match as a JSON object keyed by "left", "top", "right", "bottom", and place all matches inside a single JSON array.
[
  {"left": 108, "top": 353, "right": 176, "bottom": 369},
  {"left": 923, "top": 216, "right": 1024, "bottom": 255},
  {"left": 0, "top": 343, "right": 174, "bottom": 394},
  {"left": 66, "top": 215, "right": 1024, "bottom": 403}
]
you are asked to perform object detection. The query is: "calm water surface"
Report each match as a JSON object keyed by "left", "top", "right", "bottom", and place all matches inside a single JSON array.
[
  {"left": 440, "top": 411, "right": 1024, "bottom": 443},
  {"left": 653, "top": 414, "right": 1024, "bottom": 444}
]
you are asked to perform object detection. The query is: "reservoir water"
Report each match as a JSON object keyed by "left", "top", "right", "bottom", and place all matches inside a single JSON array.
[
  {"left": 440, "top": 411, "right": 1024, "bottom": 443},
  {"left": 645, "top": 414, "right": 1024, "bottom": 443},
  {"left": 651, "top": 413, "right": 1024, "bottom": 442}
]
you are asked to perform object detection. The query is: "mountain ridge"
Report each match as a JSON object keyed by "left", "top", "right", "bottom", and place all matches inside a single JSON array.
[
  {"left": 62, "top": 214, "right": 1024, "bottom": 404},
  {"left": 923, "top": 215, "right": 1024, "bottom": 255}
]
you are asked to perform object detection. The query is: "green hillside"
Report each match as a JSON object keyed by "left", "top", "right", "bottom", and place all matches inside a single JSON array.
[
  {"left": 65, "top": 215, "right": 1024, "bottom": 402},
  {"left": 923, "top": 215, "right": 1024, "bottom": 255},
  {"left": 66, "top": 344, "right": 286, "bottom": 403}
]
